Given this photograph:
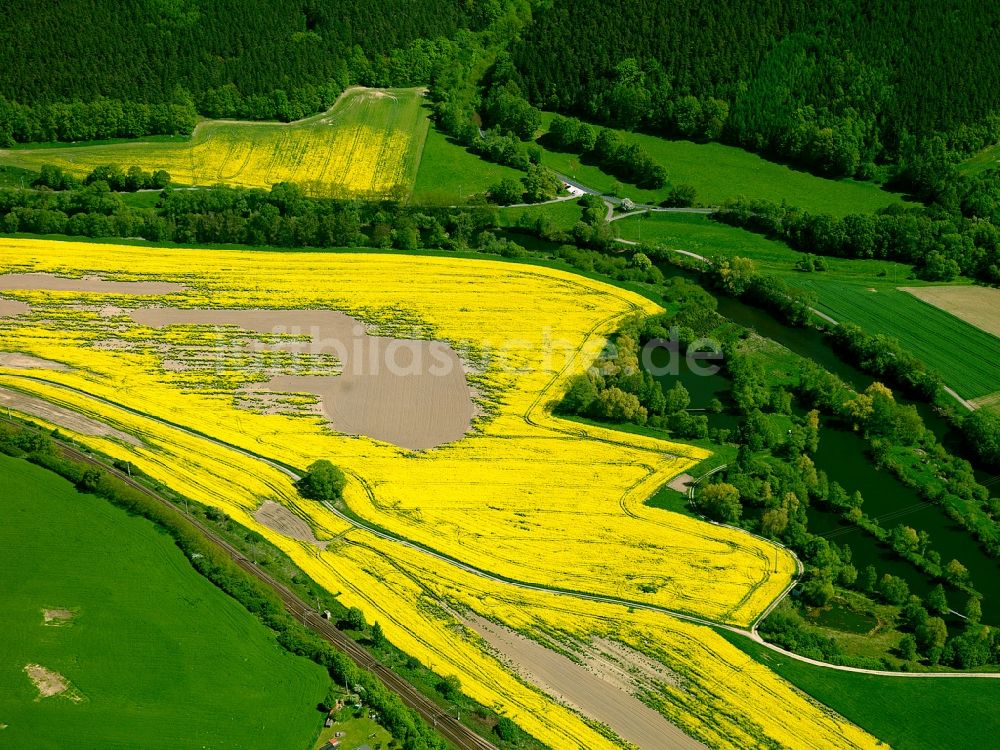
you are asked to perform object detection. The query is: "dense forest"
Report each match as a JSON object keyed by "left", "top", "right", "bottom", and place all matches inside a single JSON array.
[
  {"left": 0, "top": 0, "right": 496, "bottom": 141},
  {"left": 510, "top": 0, "right": 1000, "bottom": 176},
  {"left": 3, "top": 0, "right": 999, "bottom": 180},
  {"left": 0, "top": 0, "right": 484, "bottom": 103}
]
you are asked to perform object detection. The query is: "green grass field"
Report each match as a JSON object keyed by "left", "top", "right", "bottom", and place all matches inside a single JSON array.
[
  {"left": 0, "top": 453, "right": 328, "bottom": 749},
  {"left": 535, "top": 113, "right": 911, "bottom": 216},
  {"left": 0, "top": 87, "right": 430, "bottom": 198},
  {"left": 958, "top": 142, "right": 1000, "bottom": 176},
  {"left": 723, "top": 632, "right": 1000, "bottom": 750},
  {"left": 614, "top": 212, "right": 1000, "bottom": 399},
  {"left": 497, "top": 198, "right": 583, "bottom": 230},
  {"left": 798, "top": 278, "right": 1000, "bottom": 399},
  {"left": 411, "top": 123, "right": 525, "bottom": 205}
]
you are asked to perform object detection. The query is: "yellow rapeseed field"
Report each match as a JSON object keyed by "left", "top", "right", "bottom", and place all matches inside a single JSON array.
[
  {"left": 0, "top": 88, "right": 429, "bottom": 198},
  {"left": 0, "top": 238, "right": 878, "bottom": 749}
]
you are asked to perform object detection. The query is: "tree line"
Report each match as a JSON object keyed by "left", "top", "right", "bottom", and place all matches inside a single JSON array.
[
  {"left": 34, "top": 164, "right": 171, "bottom": 192},
  {"left": 714, "top": 197, "right": 1000, "bottom": 285},
  {"left": 547, "top": 114, "right": 667, "bottom": 189}
]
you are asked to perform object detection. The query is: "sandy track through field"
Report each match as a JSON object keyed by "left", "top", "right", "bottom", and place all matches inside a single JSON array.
[
  {"left": 0, "top": 299, "right": 30, "bottom": 316},
  {"left": 463, "top": 612, "right": 707, "bottom": 750},
  {"left": 0, "top": 386, "right": 140, "bottom": 445},
  {"left": 254, "top": 501, "right": 328, "bottom": 548},
  {"left": 0, "top": 352, "right": 68, "bottom": 370},
  {"left": 0, "top": 272, "right": 184, "bottom": 294}
]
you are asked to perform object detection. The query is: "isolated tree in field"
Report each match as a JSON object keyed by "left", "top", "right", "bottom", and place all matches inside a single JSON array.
[
  {"left": 371, "top": 620, "right": 386, "bottom": 647},
  {"left": 295, "top": 459, "right": 346, "bottom": 502},
  {"left": 699, "top": 482, "right": 741, "bottom": 524}
]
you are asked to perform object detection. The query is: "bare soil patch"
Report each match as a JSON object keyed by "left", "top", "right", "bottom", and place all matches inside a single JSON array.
[
  {"left": 0, "top": 386, "right": 141, "bottom": 446},
  {"left": 0, "top": 352, "right": 68, "bottom": 370},
  {"left": 462, "top": 613, "right": 706, "bottom": 750},
  {"left": 901, "top": 285, "right": 1000, "bottom": 338},
  {"left": 667, "top": 473, "right": 694, "bottom": 494},
  {"left": 42, "top": 608, "right": 76, "bottom": 626},
  {"left": 24, "top": 664, "right": 81, "bottom": 701},
  {"left": 0, "top": 272, "right": 184, "bottom": 295},
  {"left": 583, "top": 637, "right": 682, "bottom": 696},
  {"left": 128, "top": 307, "right": 474, "bottom": 450},
  {"left": 254, "top": 501, "right": 328, "bottom": 548},
  {"left": 0, "top": 299, "right": 30, "bottom": 317}
]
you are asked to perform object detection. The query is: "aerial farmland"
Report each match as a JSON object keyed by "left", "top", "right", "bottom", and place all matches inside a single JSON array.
[{"left": 1, "top": 3, "right": 999, "bottom": 750}]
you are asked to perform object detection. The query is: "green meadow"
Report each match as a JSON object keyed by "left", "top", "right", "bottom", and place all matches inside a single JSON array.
[
  {"left": 534, "top": 113, "right": 911, "bottom": 216},
  {"left": 412, "top": 124, "right": 525, "bottom": 205},
  {"left": 724, "top": 632, "right": 1000, "bottom": 750},
  {"left": 0, "top": 453, "right": 328, "bottom": 750}
]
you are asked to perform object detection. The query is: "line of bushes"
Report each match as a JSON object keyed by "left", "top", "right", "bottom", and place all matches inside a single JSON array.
[
  {"left": 547, "top": 114, "right": 667, "bottom": 189},
  {"left": 714, "top": 196, "right": 1000, "bottom": 285}
]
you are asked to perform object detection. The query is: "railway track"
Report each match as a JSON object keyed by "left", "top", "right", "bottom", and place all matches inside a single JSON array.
[{"left": 14, "top": 424, "right": 497, "bottom": 750}]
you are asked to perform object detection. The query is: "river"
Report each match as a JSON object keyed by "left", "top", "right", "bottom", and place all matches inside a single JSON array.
[
  {"left": 647, "top": 345, "right": 1000, "bottom": 626},
  {"left": 497, "top": 235, "right": 1000, "bottom": 622}
]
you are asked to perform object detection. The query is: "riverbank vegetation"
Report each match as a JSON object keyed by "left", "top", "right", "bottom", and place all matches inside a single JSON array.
[
  {"left": 1, "top": 2, "right": 998, "bottom": 745},
  {"left": 551, "top": 271, "right": 999, "bottom": 670}
]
